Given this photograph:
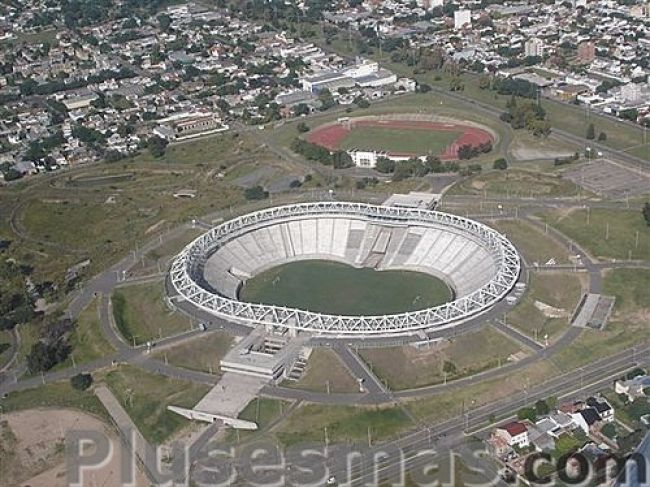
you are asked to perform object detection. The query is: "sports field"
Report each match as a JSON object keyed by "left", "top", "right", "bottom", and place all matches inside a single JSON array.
[
  {"left": 338, "top": 126, "right": 461, "bottom": 155},
  {"left": 239, "top": 260, "right": 452, "bottom": 315},
  {"left": 306, "top": 116, "right": 494, "bottom": 159}
]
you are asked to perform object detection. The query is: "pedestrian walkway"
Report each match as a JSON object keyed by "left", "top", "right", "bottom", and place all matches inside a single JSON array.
[{"left": 94, "top": 386, "right": 166, "bottom": 485}]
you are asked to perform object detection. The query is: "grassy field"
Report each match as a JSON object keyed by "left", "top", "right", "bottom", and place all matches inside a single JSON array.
[
  {"left": 358, "top": 327, "right": 522, "bottom": 390},
  {"left": 1, "top": 130, "right": 284, "bottom": 287},
  {"left": 406, "top": 359, "right": 561, "bottom": 421},
  {"left": 0, "top": 381, "right": 111, "bottom": 425},
  {"left": 0, "top": 330, "right": 13, "bottom": 369},
  {"left": 238, "top": 398, "right": 287, "bottom": 426},
  {"left": 490, "top": 219, "right": 570, "bottom": 266},
  {"left": 224, "top": 397, "right": 291, "bottom": 443},
  {"left": 153, "top": 331, "right": 234, "bottom": 374},
  {"left": 270, "top": 92, "right": 509, "bottom": 162},
  {"left": 287, "top": 348, "right": 359, "bottom": 393},
  {"left": 448, "top": 169, "right": 583, "bottom": 198},
  {"left": 131, "top": 227, "right": 203, "bottom": 277},
  {"left": 338, "top": 126, "right": 461, "bottom": 154},
  {"left": 274, "top": 403, "right": 413, "bottom": 446},
  {"left": 65, "top": 297, "right": 115, "bottom": 365},
  {"left": 506, "top": 272, "right": 584, "bottom": 342},
  {"left": 112, "top": 282, "right": 191, "bottom": 345},
  {"left": 540, "top": 208, "right": 650, "bottom": 261},
  {"left": 240, "top": 260, "right": 452, "bottom": 315},
  {"left": 104, "top": 365, "right": 210, "bottom": 444},
  {"left": 551, "top": 269, "right": 650, "bottom": 371}
]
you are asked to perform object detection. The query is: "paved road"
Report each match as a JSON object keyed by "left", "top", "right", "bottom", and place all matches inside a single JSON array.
[
  {"left": 331, "top": 343, "right": 388, "bottom": 395},
  {"left": 426, "top": 82, "right": 648, "bottom": 171},
  {"left": 224, "top": 342, "right": 649, "bottom": 486},
  {"left": 491, "top": 320, "right": 544, "bottom": 351}
]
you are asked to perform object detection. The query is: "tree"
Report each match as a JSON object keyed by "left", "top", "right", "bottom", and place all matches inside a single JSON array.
[
  {"left": 375, "top": 157, "right": 396, "bottom": 174},
  {"left": 392, "top": 162, "right": 412, "bottom": 181},
  {"left": 296, "top": 122, "right": 309, "bottom": 133},
  {"left": 70, "top": 372, "right": 93, "bottom": 391},
  {"left": 449, "top": 76, "right": 464, "bottom": 92},
  {"left": 293, "top": 103, "right": 310, "bottom": 116},
  {"left": 26, "top": 340, "right": 71, "bottom": 373},
  {"left": 517, "top": 407, "right": 537, "bottom": 422},
  {"left": 244, "top": 185, "right": 268, "bottom": 200},
  {"left": 598, "top": 131, "right": 607, "bottom": 141},
  {"left": 158, "top": 13, "right": 172, "bottom": 31},
  {"left": 586, "top": 123, "right": 595, "bottom": 140},
  {"left": 317, "top": 89, "right": 336, "bottom": 111},
  {"left": 442, "top": 360, "right": 457, "bottom": 375},
  {"left": 355, "top": 97, "right": 370, "bottom": 108},
  {"left": 147, "top": 136, "right": 168, "bottom": 158},
  {"left": 493, "top": 158, "right": 508, "bottom": 170},
  {"left": 535, "top": 399, "right": 550, "bottom": 416},
  {"left": 643, "top": 202, "right": 650, "bottom": 226}
]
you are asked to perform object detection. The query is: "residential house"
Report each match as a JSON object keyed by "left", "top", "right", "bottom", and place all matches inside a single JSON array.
[
  {"left": 615, "top": 376, "right": 650, "bottom": 401},
  {"left": 571, "top": 407, "right": 602, "bottom": 435},
  {"left": 586, "top": 397, "right": 614, "bottom": 423},
  {"left": 495, "top": 421, "right": 530, "bottom": 449}
]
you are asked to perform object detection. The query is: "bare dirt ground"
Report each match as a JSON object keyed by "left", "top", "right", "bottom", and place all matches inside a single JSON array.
[{"left": 1, "top": 409, "right": 148, "bottom": 487}]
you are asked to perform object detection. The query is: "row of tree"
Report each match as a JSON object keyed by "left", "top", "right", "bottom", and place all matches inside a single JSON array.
[
  {"left": 290, "top": 138, "right": 354, "bottom": 169},
  {"left": 458, "top": 142, "right": 493, "bottom": 160},
  {"left": 500, "top": 96, "right": 551, "bottom": 137}
]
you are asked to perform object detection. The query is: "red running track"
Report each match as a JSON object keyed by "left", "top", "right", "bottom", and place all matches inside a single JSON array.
[{"left": 307, "top": 119, "right": 494, "bottom": 160}]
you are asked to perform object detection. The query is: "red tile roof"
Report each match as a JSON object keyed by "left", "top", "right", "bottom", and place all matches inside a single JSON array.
[{"left": 501, "top": 421, "right": 528, "bottom": 436}]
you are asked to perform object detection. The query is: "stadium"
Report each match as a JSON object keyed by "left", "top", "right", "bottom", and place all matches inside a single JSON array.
[
  {"left": 306, "top": 114, "right": 496, "bottom": 166},
  {"left": 168, "top": 202, "right": 520, "bottom": 338}
]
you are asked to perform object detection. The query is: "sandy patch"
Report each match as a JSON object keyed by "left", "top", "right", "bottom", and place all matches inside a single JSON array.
[
  {"left": 534, "top": 300, "right": 568, "bottom": 318},
  {"left": 145, "top": 219, "right": 167, "bottom": 235},
  {"left": 471, "top": 180, "right": 487, "bottom": 190},
  {"left": 2, "top": 409, "right": 148, "bottom": 487}
]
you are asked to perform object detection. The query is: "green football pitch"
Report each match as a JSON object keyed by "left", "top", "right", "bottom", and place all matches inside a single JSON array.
[
  {"left": 338, "top": 127, "right": 461, "bottom": 154},
  {"left": 239, "top": 260, "right": 453, "bottom": 315}
]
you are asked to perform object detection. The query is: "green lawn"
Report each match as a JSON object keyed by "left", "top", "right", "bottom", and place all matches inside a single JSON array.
[
  {"left": 240, "top": 260, "right": 452, "bottom": 315},
  {"left": 406, "top": 359, "right": 560, "bottom": 421},
  {"left": 448, "top": 169, "right": 582, "bottom": 198},
  {"left": 287, "top": 348, "right": 359, "bottom": 393},
  {"left": 507, "top": 272, "right": 583, "bottom": 342},
  {"left": 153, "top": 331, "right": 233, "bottom": 374},
  {"left": 112, "top": 282, "right": 191, "bottom": 345},
  {"left": 274, "top": 403, "right": 413, "bottom": 446},
  {"left": 64, "top": 297, "right": 115, "bottom": 365},
  {"left": 0, "top": 381, "right": 111, "bottom": 425},
  {"left": 0, "top": 330, "right": 13, "bottom": 369},
  {"left": 132, "top": 227, "right": 203, "bottom": 276},
  {"left": 550, "top": 269, "right": 650, "bottom": 371},
  {"left": 225, "top": 397, "right": 291, "bottom": 443},
  {"left": 490, "top": 219, "right": 570, "bottom": 266},
  {"left": 541, "top": 208, "right": 650, "bottom": 261},
  {"left": 358, "top": 327, "right": 522, "bottom": 390},
  {"left": 104, "top": 365, "right": 210, "bottom": 444},
  {"left": 338, "top": 126, "right": 461, "bottom": 154}
]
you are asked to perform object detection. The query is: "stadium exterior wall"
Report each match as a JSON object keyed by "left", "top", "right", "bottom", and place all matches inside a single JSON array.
[{"left": 168, "top": 202, "right": 520, "bottom": 337}]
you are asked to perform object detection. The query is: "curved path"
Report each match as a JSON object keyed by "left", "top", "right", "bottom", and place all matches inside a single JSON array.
[{"left": 4, "top": 194, "right": 646, "bottom": 409}]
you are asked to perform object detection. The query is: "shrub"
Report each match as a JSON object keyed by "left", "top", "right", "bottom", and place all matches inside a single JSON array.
[
  {"left": 493, "top": 158, "right": 508, "bottom": 170},
  {"left": 70, "top": 372, "right": 93, "bottom": 391},
  {"left": 244, "top": 185, "right": 268, "bottom": 200}
]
